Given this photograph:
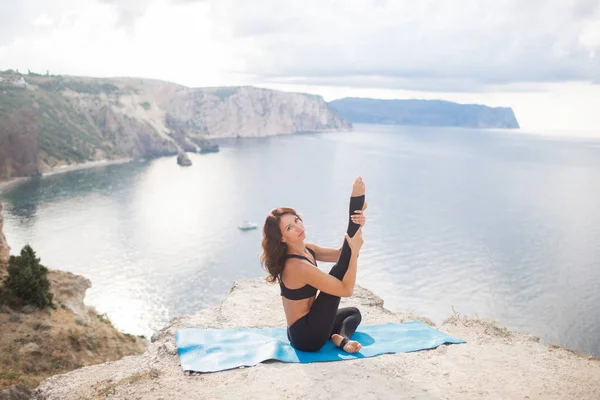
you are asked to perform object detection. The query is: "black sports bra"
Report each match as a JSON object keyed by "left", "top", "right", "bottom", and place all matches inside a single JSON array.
[{"left": 279, "top": 247, "right": 318, "bottom": 300}]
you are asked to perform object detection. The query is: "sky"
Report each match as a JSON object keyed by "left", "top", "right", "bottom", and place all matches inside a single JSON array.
[{"left": 1, "top": 0, "right": 599, "bottom": 134}]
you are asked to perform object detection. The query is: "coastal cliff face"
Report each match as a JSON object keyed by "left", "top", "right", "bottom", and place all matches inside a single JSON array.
[
  {"left": 0, "top": 73, "right": 352, "bottom": 181},
  {"left": 45, "top": 270, "right": 91, "bottom": 318},
  {"left": 32, "top": 278, "right": 600, "bottom": 400},
  {"left": 0, "top": 108, "right": 39, "bottom": 181},
  {"left": 0, "top": 204, "right": 148, "bottom": 393},
  {"left": 0, "top": 282, "right": 148, "bottom": 393},
  {"left": 0, "top": 203, "right": 9, "bottom": 275},
  {"left": 166, "top": 86, "right": 351, "bottom": 137}
]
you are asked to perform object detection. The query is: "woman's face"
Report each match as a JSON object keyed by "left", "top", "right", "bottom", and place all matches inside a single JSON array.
[{"left": 279, "top": 213, "right": 306, "bottom": 244}]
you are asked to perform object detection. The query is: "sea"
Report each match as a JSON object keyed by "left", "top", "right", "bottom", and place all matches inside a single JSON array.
[{"left": 1, "top": 124, "right": 599, "bottom": 356}]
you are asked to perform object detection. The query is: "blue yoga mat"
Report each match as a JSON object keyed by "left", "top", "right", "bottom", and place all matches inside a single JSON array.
[{"left": 175, "top": 321, "right": 466, "bottom": 372}]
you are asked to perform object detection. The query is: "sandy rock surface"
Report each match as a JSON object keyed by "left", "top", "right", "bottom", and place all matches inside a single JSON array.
[{"left": 31, "top": 278, "right": 600, "bottom": 400}]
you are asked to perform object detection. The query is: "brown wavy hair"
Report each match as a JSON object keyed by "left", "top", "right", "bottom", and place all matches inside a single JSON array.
[{"left": 260, "top": 207, "right": 302, "bottom": 283}]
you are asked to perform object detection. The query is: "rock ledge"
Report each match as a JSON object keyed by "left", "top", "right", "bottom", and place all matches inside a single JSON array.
[{"left": 32, "top": 278, "right": 600, "bottom": 400}]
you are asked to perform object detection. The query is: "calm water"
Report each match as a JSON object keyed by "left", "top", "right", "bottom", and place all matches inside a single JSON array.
[{"left": 1, "top": 124, "right": 599, "bottom": 356}]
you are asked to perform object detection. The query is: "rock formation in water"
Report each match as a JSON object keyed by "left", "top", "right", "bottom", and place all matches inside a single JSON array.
[
  {"left": 31, "top": 278, "right": 600, "bottom": 400},
  {"left": 0, "top": 71, "right": 351, "bottom": 181},
  {"left": 329, "top": 98, "right": 520, "bottom": 129},
  {"left": 176, "top": 152, "right": 192, "bottom": 167}
]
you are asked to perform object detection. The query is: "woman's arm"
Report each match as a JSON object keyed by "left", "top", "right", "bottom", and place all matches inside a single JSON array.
[
  {"left": 306, "top": 242, "right": 341, "bottom": 263},
  {"left": 293, "top": 252, "right": 359, "bottom": 297},
  {"left": 300, "top": 228, "right": 363, "bottom": 297},
  {"left": 306, "top": 209, "right": 366, "bottom": 263}
]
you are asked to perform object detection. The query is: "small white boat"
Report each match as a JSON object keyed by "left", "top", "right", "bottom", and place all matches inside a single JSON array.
[{"left": 238, "top": 221, "right": 258, "bottom": 231}]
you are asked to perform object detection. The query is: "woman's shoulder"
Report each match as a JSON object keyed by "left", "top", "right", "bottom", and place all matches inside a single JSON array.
[
  {"left": 305, "top": 242, "right": 317, "bottom": 254},
  {"left": 282, "top": 256, "right": 310, "bottom": 274}
]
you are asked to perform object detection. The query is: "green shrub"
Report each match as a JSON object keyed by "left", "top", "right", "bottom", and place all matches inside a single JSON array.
[{"left": 3, "top": 245, "right": 54, "bottom": 309}]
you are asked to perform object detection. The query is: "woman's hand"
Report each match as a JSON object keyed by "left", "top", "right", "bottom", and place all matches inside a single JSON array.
[
  {"left": 351, "top": 209, "right": 366, "bottom": 227},
  {"left": 345, "top": 227, "right": 364, "bottom": 254}
]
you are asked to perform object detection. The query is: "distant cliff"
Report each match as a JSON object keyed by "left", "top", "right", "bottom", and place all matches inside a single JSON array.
[
  {"left": 0, "top": 72, "right": 351, "bottom": 181},
  {"left": 328, "top": 98, "right": 519, "bottom": 129}
]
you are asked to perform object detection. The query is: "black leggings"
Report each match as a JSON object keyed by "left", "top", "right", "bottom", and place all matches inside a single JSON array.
[{"left": 287, "top": 194, "right": 365, "bottom": 352}]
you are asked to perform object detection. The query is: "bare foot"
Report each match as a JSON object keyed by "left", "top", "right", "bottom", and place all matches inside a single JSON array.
[
  {"left": 351, "top": 177, "right": 367, "bottom": 212},
  {"left": 343, "top": 340, "right": 362, "bottom": 353},
  {"left": 351, "top": 176, "right": 366, "bottom": 197},
  {"left": 331, "top": 334, "right": 363, "bottom": 354}
]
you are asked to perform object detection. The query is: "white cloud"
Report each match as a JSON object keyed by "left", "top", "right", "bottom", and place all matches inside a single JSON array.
[
  {"left": 0, "top": 0, "right": 80, "bottom": 44},
  {"left": 208, "top": 0, "right": 600, "bottom": 88},
  {"left": 0, "top": 0, "right": 241, "bottom": 86},
  {"left": 98, "top": 0, "right": 151, "bottom": 31},
  {"left": 33, "top": 14, "right": 55, "bottom": 27}
]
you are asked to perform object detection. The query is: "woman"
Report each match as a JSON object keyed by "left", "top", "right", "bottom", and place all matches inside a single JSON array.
[{"left": 260, "top": 177, "right": 367, "bottom": 353}]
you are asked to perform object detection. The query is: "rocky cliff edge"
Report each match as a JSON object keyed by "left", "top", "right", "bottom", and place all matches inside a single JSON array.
[{"left": 32, "top": 278, "right": 600, "bottom": 400}]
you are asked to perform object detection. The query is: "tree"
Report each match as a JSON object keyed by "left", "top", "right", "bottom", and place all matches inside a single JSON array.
[{"left": 3, "top": 245, "right": 53, "bottom": 308}]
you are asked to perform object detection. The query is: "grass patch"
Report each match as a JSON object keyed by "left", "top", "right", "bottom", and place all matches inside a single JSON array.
[
  {"left": 32, "top": 91, "right": 115, "bottom": 162},
  {"left": 139, "top": 101, "right": 151, "bottom": 110},
  {"left": 209, "top": 87, "right": 239, "bottom": 101},
  {"left": 33, "top": 322, "right": 52, "bottom": 331},
  {"left": 0, "top": 369, "right": 22, "bottom": 389},
  {"left": 9, "top": 313, "right": 21, "bottom": 323},
  {"left": 0, "top": 370, "right": 20, "bottom": 381},
  {"left": 84, "top": 331, "right": 99, "bottom": 351},
  {"left": 548, "top": 344, "right": 600, "bottom": 360},
  {"left": 97, "top": 312, "right": 111, "bottom": 324},
  {"left": 1, "top": 77, "right": 119, "bottom": 165},
  {"left": 0, "top": 84, "right": 26, "bottom": 92},
  {"left": 443, "top": 306, "right": 511, "bottom": 338},
  {"left": 123, "top": 333, "right": 137, "bottom": 342},
  {"left": 37, "top": 78, "right": 120, "bottom": 94},
  {"left": 0, "top": 87, "right": 34, "bottom": 113},
  {"left": 442, "top": 305, "right": 463, "bottom": 325},
  {"left": 21, "top": 305, "right": 38, "bottom": 314},
  {"left": 68, "top": 328, "right": 82, "bottom": 350},
  {"left": 97, "top": 369, "right": 161, "bottom": 398}
]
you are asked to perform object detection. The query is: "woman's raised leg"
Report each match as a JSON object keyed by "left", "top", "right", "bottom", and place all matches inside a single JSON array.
[
  {"left": 327, "top": 193, "right": 365, "bottom": 280},
  {"left": 305, "top": 178, "right": 366, "bottom": 337}
]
